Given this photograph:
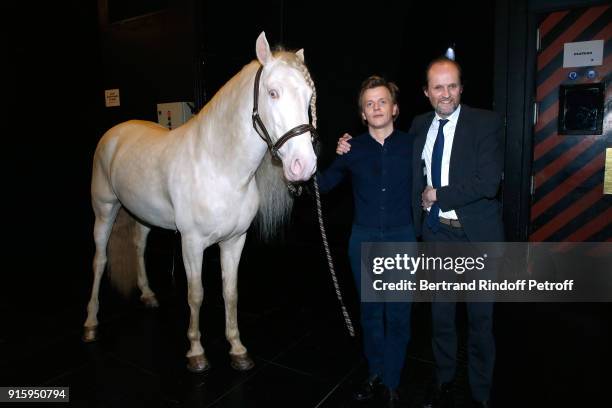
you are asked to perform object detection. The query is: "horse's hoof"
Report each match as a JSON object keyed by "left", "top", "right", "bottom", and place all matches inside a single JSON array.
[
  {"left": 82, "top": 326, "right": 98, "bottom": 343},
  {"left": 141, "top": 294, "right": 159, "bottom": 308},
  {"left": 230, "top": 353, "right": 255, "bottom": 371},
  {"left": 187, "top": 354, "right": 210, "bottom": 373}
]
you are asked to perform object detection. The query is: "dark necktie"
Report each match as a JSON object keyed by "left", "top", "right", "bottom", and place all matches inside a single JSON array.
[{"left": 426, "top": 119, "right": 449, "bottom": 232}]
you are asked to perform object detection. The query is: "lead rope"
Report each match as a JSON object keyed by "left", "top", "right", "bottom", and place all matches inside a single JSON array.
[{"left": 313, "top": 175, "right": 355, "bottom": 338}]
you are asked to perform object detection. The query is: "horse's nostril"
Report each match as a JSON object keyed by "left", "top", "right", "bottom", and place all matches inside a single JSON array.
[{"left": 291, "top": 158, "right": 303, "bottom": 176}]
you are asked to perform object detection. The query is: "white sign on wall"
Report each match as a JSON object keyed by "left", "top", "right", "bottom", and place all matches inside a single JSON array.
[
  {"left": 157, "top": 102, "right": 194, "bottom": 129},
  {"left": 105, "top": 89, "right": 120, "bottom": 107},
  {"left": 563, "top": 40, "right": 604, "bottom": 68}
]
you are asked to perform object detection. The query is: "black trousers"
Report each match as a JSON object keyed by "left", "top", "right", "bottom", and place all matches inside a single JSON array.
[
  {"left": 348, "top": 224, "right": 415, "bottom": 390},
  {"left": 423, "top": 221, "right": 495, "bottom": 402}
]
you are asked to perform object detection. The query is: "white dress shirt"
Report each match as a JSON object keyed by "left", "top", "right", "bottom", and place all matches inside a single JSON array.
[{"left": 421, "top": 105, "right": 461, "bottom": 220}]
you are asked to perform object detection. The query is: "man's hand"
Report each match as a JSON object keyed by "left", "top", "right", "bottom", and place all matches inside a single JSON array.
[
  {"left": 336, "top": 133, "right": 352, "bottom": 155},
  {"left": 422, "top": 186, "right": 437, "bottom": 209}
]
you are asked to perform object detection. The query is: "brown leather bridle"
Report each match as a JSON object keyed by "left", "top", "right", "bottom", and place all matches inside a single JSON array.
[{"left": 252, "top": 65, "right": 318, "bottom": 161}]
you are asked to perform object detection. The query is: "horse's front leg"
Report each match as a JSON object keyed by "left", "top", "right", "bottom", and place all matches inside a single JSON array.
[
  {"left": 181, "top": 234, "right": 209, "bottom": 373},
  {"left": 219, "top": 233, "right": 254, "bottom": 370}
]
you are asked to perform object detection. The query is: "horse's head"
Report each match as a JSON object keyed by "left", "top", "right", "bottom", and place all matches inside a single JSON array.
[{"left": 253, "top": 32, "right": 317, "bottom": 182}]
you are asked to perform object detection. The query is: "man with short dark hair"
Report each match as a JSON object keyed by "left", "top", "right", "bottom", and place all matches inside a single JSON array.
[{"left": 319, "top": 75, "right": 415, "bottom": 407}]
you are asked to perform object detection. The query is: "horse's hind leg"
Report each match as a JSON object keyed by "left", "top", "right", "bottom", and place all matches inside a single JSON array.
[
  {"left": 83, "top": 200, "right": 120, "bottom": 342},
  {"left": 219, "top": 233, "right": 254, "bottom": 370},
  {"left": 133, "top": 223, "right": 159, "bottom": 307}
]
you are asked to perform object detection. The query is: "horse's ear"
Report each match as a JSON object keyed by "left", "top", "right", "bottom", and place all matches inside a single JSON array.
[
  {"left": 296, "top": 49, "right": 305, "bottom": 62},
  {"left": 256, "top": 32, "right": 272, "bottom": 65}
]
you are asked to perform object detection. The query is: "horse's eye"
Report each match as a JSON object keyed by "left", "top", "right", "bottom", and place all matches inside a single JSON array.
[{"left": 268, "top": 89, "right": 279, "bottom": 99}]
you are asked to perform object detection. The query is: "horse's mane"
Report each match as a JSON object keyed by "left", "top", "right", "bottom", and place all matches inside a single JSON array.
[{"left": 254, "top": 50, "right": 317, "bottom": 241}]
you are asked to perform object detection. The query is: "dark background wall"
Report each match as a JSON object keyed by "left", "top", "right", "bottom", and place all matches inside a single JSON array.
[
  {"left": 7, "top": 1, "right": 104, "bottom": 312},
  {"left": 5, "top": 0, "right": 496, "bottom": 313},
  {"left": 97, "top": 0, "right": 197, "bottom": 128}
]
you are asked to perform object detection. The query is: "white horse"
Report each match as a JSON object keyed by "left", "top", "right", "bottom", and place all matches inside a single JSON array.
[{"left": 83, "top": 32, "right": 318, "bottom": 372}]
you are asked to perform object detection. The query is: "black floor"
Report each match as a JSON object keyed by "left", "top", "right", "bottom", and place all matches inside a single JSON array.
[{"left": 1, "top": 228, "right": 610, "bottom": 408}]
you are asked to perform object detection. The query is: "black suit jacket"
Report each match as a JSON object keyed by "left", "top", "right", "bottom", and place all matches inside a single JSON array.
[{"left": 410, "top": 105, "right": 505, "bottom": 242}]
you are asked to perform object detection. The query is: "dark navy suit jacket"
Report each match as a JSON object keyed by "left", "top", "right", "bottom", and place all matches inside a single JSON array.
[{"left": 410, "top": 105, "right": 505, "bottom": 242}]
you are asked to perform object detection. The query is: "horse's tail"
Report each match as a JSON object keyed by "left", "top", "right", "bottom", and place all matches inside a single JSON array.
[
  {"left": 107, "top": 207, "right": 140, "bottom": 297},
  {"left": 253, "top": 152, "right": 294, "bottom": 241}
]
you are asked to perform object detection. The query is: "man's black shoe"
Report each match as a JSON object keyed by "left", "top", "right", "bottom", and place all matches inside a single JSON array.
[
  {"left": 471, "top": 399, "right": 490, "bottom": 408},
  {"left": 382, "top": 386, "right": 401, "bottom": 408},
  {"left": 422, "top": 381, "right": 454, "bottom": 408},
  {"left": 352, "top": 374, "right": 381, "bottom": 401}
]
